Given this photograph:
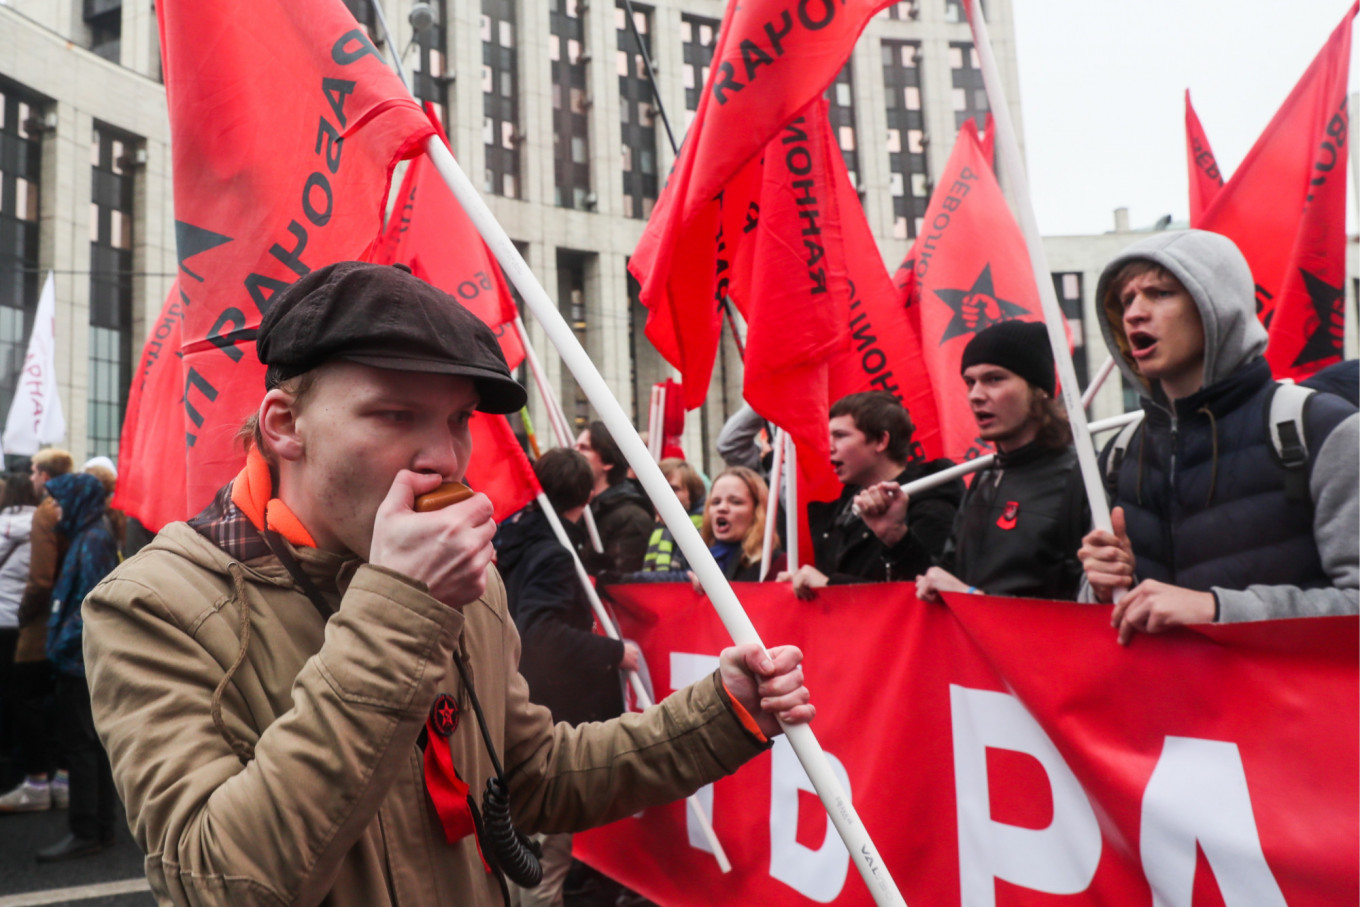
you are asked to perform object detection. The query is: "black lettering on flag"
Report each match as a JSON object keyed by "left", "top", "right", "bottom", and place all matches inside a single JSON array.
[
  {"left": 207, "top": 308, "right": 256, "bottom": 364},
  {"left": 797, "top": 0, "right": 837, "bottom": 30},
  {"left": 332, "top": 29, "right": 380, "bottom": 67},
  {"left": 740, "top": 39, "right": 776, "bottom": 82},
  {"left": 245, "top": 272, "right": 290, "bottom": 316},
  {"left": 269, "top": 220, "right": 313, "bottom": 277},
  {"left": 321, "top": 77, "right": 355, "bottom": 128},
  {"left": 302, "top": 172, "right": 333, "bottom": 227},
  {"left": 315, "top": 117, "right": 344, "bottom": 174},
  {"left": 184, "top": 368, "right": 220, "bottom": 443}
]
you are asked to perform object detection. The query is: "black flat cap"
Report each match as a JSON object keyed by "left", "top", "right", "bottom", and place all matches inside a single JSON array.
[{"left": 256, "top": 262, "right": 527, "bottom": 414}]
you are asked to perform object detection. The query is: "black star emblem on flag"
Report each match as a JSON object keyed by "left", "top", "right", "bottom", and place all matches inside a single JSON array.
[
  {"left": 1291, "top": 268, "right": 1344, "bottom": 369},
  {"left": 933, "top": 264, "right": 1030, "bottom": 345}
]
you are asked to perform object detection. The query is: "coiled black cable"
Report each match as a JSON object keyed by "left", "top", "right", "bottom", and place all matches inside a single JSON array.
[
  {"left": 451, "top": 650, "right": 543, "bottom": 891},
  {"left": 481, "top": 776, "right": 543, "bottom": 887}
]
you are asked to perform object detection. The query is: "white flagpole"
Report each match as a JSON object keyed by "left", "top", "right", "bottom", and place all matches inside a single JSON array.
[
  {"left": 648, "top": 385, "right": 665, "bottom": 461},
  {"left": 422, "top": 137, "right": 908, "bottom": 907},
  {"left": 512, "top": 317, "right": 606, "bottom": 554},
  {"left": 782, "top": 433, "right": 799, "bottom": 571},
  {"left": 533, "top": 492, "right": 732, "bottom": 873},
  {"left": 760, "top": 429, "right": 786, "bottom": 581},
  {"left": 884, "top": 411, "right": 1144, "bottom": 499},
  {"left": 966, "top": 0, "right": 1113, "bottom": 538},
  {"left": 1081, "top": 356, "right": 1117, "bottom": 411}
]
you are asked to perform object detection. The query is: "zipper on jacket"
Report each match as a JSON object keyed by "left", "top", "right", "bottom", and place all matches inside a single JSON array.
[{"left": 1166, "top": 413, "right": 1179, "bottom": 583}]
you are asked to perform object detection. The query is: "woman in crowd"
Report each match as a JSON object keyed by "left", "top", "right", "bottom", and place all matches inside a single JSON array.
[
  {"left": 625, "top": 466, "right": 782, "bottom": 584},
  {"left": 638, "top": 458, "right": 706, "bottom": 576}
]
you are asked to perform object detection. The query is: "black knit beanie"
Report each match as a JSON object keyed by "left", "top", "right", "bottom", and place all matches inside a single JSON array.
[{"left": 959, "top": 320, "right": 1055, "bottom": 396}]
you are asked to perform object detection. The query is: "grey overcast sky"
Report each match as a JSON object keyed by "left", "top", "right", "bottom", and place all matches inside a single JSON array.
[{"left": 1011, "top": 0, "right": 1358, "bottom": 236}]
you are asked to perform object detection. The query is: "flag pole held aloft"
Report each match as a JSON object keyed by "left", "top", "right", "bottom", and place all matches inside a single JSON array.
[
  {"left": 533, "top": 490, "right": 733, "bottom": 873},
  {"left": 966, "top": 0, "right": 1113, "bottom": 538},
  {"left": 421, "top": 135, "right": 908, "bottom": 907}
]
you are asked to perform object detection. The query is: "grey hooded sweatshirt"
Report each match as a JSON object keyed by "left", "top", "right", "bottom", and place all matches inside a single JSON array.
[{"left": 1090, "top": 229, "right": 1358, "bottom": 622}]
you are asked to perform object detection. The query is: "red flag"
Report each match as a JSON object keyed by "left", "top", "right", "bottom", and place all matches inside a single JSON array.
[
  {"left": 1184, "top": 91, "right": 1224, "bottom": 225},
  {"left": 900, "top": 120, "right": 1049, "bottom": 463},
  {"left": 831, "top": 147, "right": 941, "bottom": 462},
  {"left": 657, "top": 378, "right": 686, "bottom": 460},
  {"left": 465, "top": 412, "right": 539, "bottom": 522},
  {"left": 633, "top": 0, "right": 895, "bottom": 409},
  {"left": 150, "top": 0, "right": 436, "bottom": 520},
  {"left": 577, "top": 583, "right": 1358, "bottom": 906},
  {"left": 112, "top": 283, "right": 186, "bottom": 532},
  {"left": 1197, "top": 4, "right": 1355, "bottom": 380},
  {"left": 740, "top": 100, "right": 850, "bottom": 501},
  {"left": 374, "top": 105, "right": 524, "bottom": 369}
]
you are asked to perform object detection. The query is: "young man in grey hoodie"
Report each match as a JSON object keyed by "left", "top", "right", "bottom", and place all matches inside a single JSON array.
[{"left": 1079, "top": 230, "right": 1357, "bottom": 644}]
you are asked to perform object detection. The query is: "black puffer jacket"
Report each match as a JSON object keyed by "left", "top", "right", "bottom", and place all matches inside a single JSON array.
[
  {"left": 807, "top": 459, "right": 963, "bottom": 584},
  {"left": 589, "top": 481, "right": 654, "bottom": 574},
  {"left": 940, "top": 442, "right": 1087, "bottom": 600},
  {"left": 494, "top": 505, "right": 624, "bottom": 725}
]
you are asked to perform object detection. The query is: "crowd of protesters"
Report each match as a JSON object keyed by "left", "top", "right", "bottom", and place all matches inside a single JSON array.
[
  {"left": 0, "top": 232, "right": 1352, "bottom": 905},
  {"left": 0, "top": 451, "right": 126, "bottom": 862}
]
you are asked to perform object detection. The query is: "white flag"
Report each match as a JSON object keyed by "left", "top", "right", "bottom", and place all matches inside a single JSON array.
[{"left": 3, "top": 271, "right": 66, "bottom": 456}]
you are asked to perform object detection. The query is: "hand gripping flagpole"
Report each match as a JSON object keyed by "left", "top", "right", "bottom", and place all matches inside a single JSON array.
[
  {"left": 532, "top": 491, "right": 732, "bottom": 872},
  {"left": 423, "top": 138, "right": 908, "bottom": 907},
  {"left": 966, "top": 0, "right": 1114, "bottom": 541}
]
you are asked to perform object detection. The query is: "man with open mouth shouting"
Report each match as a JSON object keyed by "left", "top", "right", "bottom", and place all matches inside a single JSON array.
[
  {"left": 913, "top": 320, "right": 1089, "bottom": 605},
  {"left": 1080, "top": 230, "right": 1358, "bottom": 644}
]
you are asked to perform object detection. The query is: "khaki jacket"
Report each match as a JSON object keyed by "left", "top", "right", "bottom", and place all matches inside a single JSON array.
[{"left": 84, "top": 522, "right": 766, "bottom": 906}]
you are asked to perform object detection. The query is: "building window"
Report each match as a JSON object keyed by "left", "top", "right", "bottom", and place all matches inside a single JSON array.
[
  {"left": 89, "top": 124, "right": 137, "bottom": 459},
  {"left": 826, "top": 63, "right": 859, "bottom": 192},
  {"left": 944, "top": 0, "right": 984, "bottom": 23},
  {"left": 680, "top": 15, "right": 719, "bottom": 132},
  {"left": 882, "top": 41, "right": 928, "bottom": 240},
  {"left": 557, "top": 250, "right": 590, "bottom": 427},
  {"left": 881, "top": 2, "right": 919, "bottom": 20},
  {"left": 551, "top": 0, "right": 591, "bottom": 210},
  {"left": 1052, "top": 272, "right": 1088, "bottom": 389},
  {"left": 481, "top": 0, "right": 520, "bottom": 197},
  {"left": 341, "top": 0, "right": 377, "bottom": 35},
  {"left": 414, "top": 0, "right": 449, "bottom": 126},
  {"left": 617, "top": 2, "right": 657, "bottom": 220},
  {"left": 949, "top": 42, "right": 988, "bottom": 131},
  {"left": 0, "top": 82, "right": 44, "bottom": 432},
  {"left": 85, "top": 0, "right": 122, "bottom": 64}
]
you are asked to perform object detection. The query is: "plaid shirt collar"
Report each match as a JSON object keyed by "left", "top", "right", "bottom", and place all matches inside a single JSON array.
[{"left": 188, "top": 480, "right": 272, "bottom": 563}]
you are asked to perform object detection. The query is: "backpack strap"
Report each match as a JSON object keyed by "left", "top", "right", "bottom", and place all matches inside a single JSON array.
[{"left": 1267, "top": 382, "right": 1314, "bottom": 501}]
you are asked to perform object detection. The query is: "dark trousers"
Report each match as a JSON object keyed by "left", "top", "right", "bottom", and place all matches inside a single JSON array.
[
  {"left": 12, "top": 658, "right": 55, "bottom": 777},
  {"left": 0, "top": 628, "right": 15, "bottom": 784},
  {"left": 54, "top": 674, "right": 116, "bottom": 841}
]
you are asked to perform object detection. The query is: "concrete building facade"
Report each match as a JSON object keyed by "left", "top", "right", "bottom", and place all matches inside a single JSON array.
[{"left": 0, "top": 0, "right": 1351, "bottom": 479}]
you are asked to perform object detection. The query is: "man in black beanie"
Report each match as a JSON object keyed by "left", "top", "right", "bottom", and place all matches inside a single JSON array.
[{"left": 858, "top": 320, "right": 1088, "bottom": 601}]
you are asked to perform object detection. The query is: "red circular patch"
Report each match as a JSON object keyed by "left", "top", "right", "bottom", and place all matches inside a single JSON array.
[{"left": 431, "top": 693, "right": 460, "bottom": 736}]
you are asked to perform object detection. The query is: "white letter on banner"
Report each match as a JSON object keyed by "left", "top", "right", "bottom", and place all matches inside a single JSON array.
[
  {"left": 769, "top": 735, "right": 851, "bottom": 902},
  {"left": 1140, "top": 736, "right": 1286, "bottom": 907},
  {"left": 950, "top": 685, "right": 1101, "bottom": 907},
  {"left": 670, "top": 653, "right": 722, "bottom": 853}
]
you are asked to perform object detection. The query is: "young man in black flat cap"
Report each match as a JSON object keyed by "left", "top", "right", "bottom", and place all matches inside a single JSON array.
[
  {"left": 81, "top": 262, "right": 813, "bottom": 907},
  {"left": 855, "top": 320, "right": 1088, "bottom": 602}
]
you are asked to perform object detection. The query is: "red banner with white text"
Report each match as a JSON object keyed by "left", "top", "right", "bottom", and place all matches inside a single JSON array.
[{"left": 576, "top": 584, "right": 1358, "bottom": 906}]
